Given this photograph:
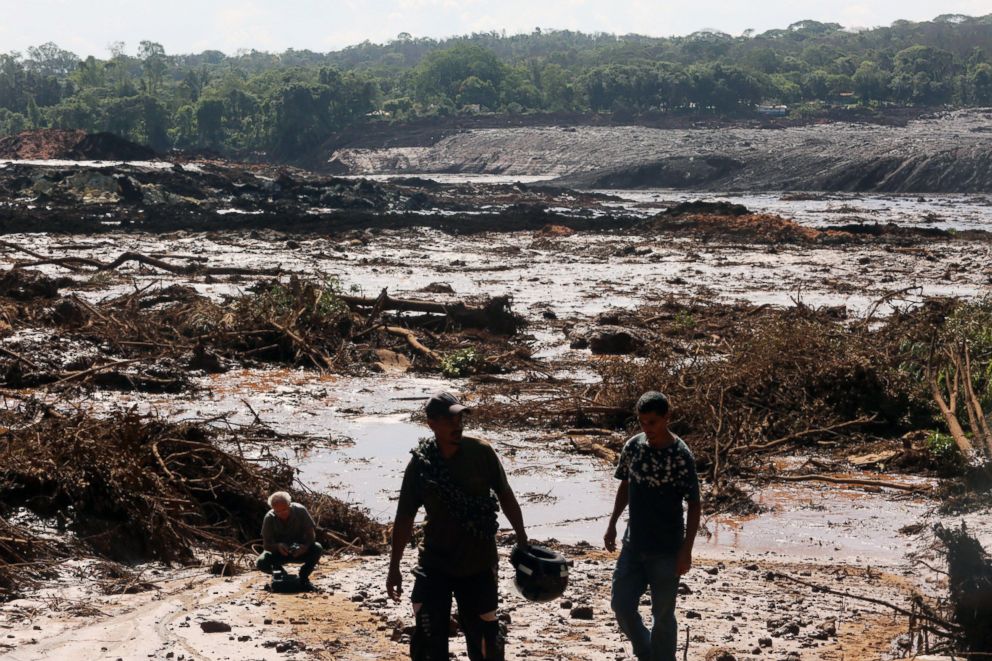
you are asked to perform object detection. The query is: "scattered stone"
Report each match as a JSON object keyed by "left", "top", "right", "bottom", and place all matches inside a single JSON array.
[
  {"left": 199, "top": 621, "right": 231, "bottom": 633},
  {"left": 570, "top": 606, "right": 594, "bottom": 620}
]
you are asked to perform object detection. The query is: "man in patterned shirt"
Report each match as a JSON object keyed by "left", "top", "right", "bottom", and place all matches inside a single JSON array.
[{"left": 604, "top": 391, "right": 701, "bottom": 661}]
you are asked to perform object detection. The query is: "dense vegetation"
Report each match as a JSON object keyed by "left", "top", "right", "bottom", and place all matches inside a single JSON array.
[{"left": 2, "top": 14, "right": 992, "bottom": 159}]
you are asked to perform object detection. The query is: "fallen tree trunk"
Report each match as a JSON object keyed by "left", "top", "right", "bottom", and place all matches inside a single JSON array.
[
  {"left": 759, "top": 472, "right": 928, "bottom": 492},
  {"left": 1, "top": 244, "right": 284, "bottom": 277},
  {"left": 341, "top": 292, "right": 521, "bottom": 335}
]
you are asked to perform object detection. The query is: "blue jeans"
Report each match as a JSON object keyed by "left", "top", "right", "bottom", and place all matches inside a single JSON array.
[{"left": 611, "top": 545, "right": 680, "bottom": 661}]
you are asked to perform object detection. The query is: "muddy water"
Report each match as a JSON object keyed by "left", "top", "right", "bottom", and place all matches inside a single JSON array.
[
  {"left": 598, "top": 188, "right": 992, "bottom": 232},
  {"left": 3, "top": 189, "right": 989, "bottom": 572},
  {"left": 86, "top": 367, "right": 930, "bottom": 569},
  {"left": 359, "top": 171, "right": 992, "bottom": 232}
]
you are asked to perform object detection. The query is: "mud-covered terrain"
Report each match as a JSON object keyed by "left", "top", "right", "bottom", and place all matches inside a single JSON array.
[
  {"left": 330, "top": 109, "right": 992, "bottom": 193},
  {"left": 0, "top": 150, "right": 991, "bottom": 660}
]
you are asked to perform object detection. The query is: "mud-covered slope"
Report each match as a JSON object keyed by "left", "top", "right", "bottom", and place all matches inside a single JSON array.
[
  {"left": 0, "top": 129, "right": 157, "bottom": 161},
  {"left": 330, "top": 109, "right": 992, "bottom": 193}
]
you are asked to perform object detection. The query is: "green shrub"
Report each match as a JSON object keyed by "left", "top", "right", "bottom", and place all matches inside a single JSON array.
[{"left": 441, "top": 347, "right": 482, "bottom": 378}]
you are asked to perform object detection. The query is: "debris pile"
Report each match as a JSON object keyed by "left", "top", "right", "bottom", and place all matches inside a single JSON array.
[
  {"left": 935, "top": 523, "right": 992, "bottom": 655},
  {"left": 474, "top": 298, "right": 970, "bottom": 486},
  {"left": 0, "top": 267, "right": 528, "bottom": 390},
  {"left": 0, "top": 399, "right": 386, "bottom": 599}
]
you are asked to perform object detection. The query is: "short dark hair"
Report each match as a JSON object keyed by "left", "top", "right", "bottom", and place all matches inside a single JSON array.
[{"left": 635, "top": 391, "right": 670, "bottom": 416}]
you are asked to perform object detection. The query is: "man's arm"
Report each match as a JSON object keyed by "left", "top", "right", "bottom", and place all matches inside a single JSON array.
[
  {"left": 387, "top": 513, "right": 414, "bottom": 602},
  {"left": 497, "top": 487, "right": 528, "bottom": 547},
  {"left": 293, "top": 508, "right": 318, "bottom": 557},
  {"left": 261, "top": 514, "right": 282, "bottom": 554},
  {"left": 604, "top": 480, "right": 629, "bottom": 552},
  {"left": 676, "top": 500, "right": 701, "bottom": 575}
]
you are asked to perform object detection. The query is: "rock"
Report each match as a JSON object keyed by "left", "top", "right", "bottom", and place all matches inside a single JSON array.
[
  {"left": 816, "top": 619, "right": 837, "bottom": 637},
  {"left": 419, "top": 282, "right": 455, "bottom": 294},
  {"left": 704, "top": 647, "right": 737, "bottom": 661},
  {"left": 685, "top": 610, "right": 702, "bottom": 619},
  {"left": 587, "top": 325, "right": 645, "bottom": 355},
  {"left": 758, "top": 637, "right": 773, "bottom": 648},
  {"left": 199, "top": 621, "right": 231, "bottom": 633},
  {"left": 772, "top": 621, "right": 800, "bottom": 637},
  {"left": 568, "top": 334, "right": 590, "bottom": 350},
  {"left": 560, "top": 599, "right": 573, "bottom": 609},
  {"left": 570, "top": 606, "right": 594, "bottom": 620},
  {"left": 373, "top": 349, "right": 412, "bottom": 374}
]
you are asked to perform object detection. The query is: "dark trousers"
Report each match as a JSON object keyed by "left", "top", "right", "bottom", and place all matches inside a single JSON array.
[
  {"left": 256, "top": 542, "right": 323, "bottom": 579},
  {"left": 409, "top": 565, "right": 503, "bottom": 661}
]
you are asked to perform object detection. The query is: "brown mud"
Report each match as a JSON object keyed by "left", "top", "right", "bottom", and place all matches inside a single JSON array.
[{"left": 0, "top": 155, "right": 990, "bottom": 658}]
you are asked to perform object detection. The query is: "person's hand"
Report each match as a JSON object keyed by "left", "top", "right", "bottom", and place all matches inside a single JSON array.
[
  {"left": 292, "top": 544, "right": 308, "bottom": 558},
  {"left": 604, "top": 524, "right": 617, "bottom": 552},
  {"left": 516, "top": 531, "right": 529, "bottom": 549},
  {"left": 277, "top": 543, "right": 291, "bottom": 557},
  {"left": 386, "top": 565, "right": 403, "bottom": 602},
  {"left": 676, "top": 547, "right": 693, "bottom": 576}
]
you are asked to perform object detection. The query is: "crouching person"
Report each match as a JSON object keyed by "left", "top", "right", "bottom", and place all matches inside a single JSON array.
[
  {"left": 256, "top": 491, "right": 322, "bottom": 591},
  {"left": 605, "top": 392, "right": 701, "bottom": 661}
]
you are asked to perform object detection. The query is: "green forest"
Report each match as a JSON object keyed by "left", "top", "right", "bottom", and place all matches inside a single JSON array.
[{"left": 2, "top": 13, "right": 992, "bottom": 159}]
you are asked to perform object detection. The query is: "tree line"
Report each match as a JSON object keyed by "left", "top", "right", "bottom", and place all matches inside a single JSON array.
[{"left": 2, "top": 14, "right": 992, "bottom": 159}]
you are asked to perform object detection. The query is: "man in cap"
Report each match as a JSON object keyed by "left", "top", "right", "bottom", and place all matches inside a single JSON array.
[{"left": 387, "top": 392, "right": 529, "bottom": 660}]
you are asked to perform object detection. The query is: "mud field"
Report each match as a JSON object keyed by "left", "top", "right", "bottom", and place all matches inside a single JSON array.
[
  {"left": 0, "top": 152, "right": 991, "bottom": 661},
  {"left": 330, "top": 109, "right": 992, "bottom": 194}
]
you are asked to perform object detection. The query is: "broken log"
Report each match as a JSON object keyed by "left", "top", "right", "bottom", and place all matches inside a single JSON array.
[
  {"left": 729, "top": 416, "right": 876, "bottom": 455},
  {"left": 341, "top": 292, "right": 521, "bottom": 335},
  {"left": 385, "top": 326, "right": 441, "bottom": 362},
  {"left": 760, "top": 472, "right": 928, "bottom": 492}
]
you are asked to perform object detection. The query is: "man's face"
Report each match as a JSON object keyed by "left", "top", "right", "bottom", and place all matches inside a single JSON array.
[
  {"left": 273, "top": 500, "right": 291, "bottom": 521},
  {"left": 427, "top": 411, "right": 464, "bottom": 444},
  {"left": 638, "top": 411, "right": 669, "bottom": 443}
]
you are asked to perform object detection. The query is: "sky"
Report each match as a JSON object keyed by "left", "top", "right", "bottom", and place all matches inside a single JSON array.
[{"left": 2, "top": 0, "right": 992, "bottom": 58}]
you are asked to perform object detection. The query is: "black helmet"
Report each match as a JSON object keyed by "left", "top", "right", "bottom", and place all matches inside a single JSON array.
[{"left": 510, "top": 544, "right": 571, "bottom": 602}]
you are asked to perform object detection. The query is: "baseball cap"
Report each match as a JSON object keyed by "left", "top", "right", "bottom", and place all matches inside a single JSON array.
[{"left": 425, "top": 392, "right": 469, "bottom": 419}]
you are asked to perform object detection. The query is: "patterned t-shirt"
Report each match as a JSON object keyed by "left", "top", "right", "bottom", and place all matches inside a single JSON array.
[{"left": 615, "top": 433, "right": 700, "bottom": 554}]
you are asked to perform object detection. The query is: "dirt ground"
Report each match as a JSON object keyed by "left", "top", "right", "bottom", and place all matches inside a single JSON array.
[{"left": 0, "top": 541, "right": 940, "bottom": 661}]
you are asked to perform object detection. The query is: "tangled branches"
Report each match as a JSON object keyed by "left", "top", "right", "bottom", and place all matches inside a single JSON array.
[
  {"left": 473, "top": 300, "right": 959, "bottom": 483},
  {"left": 0, "top": 399, "right": 386, "bottom": 598}
]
